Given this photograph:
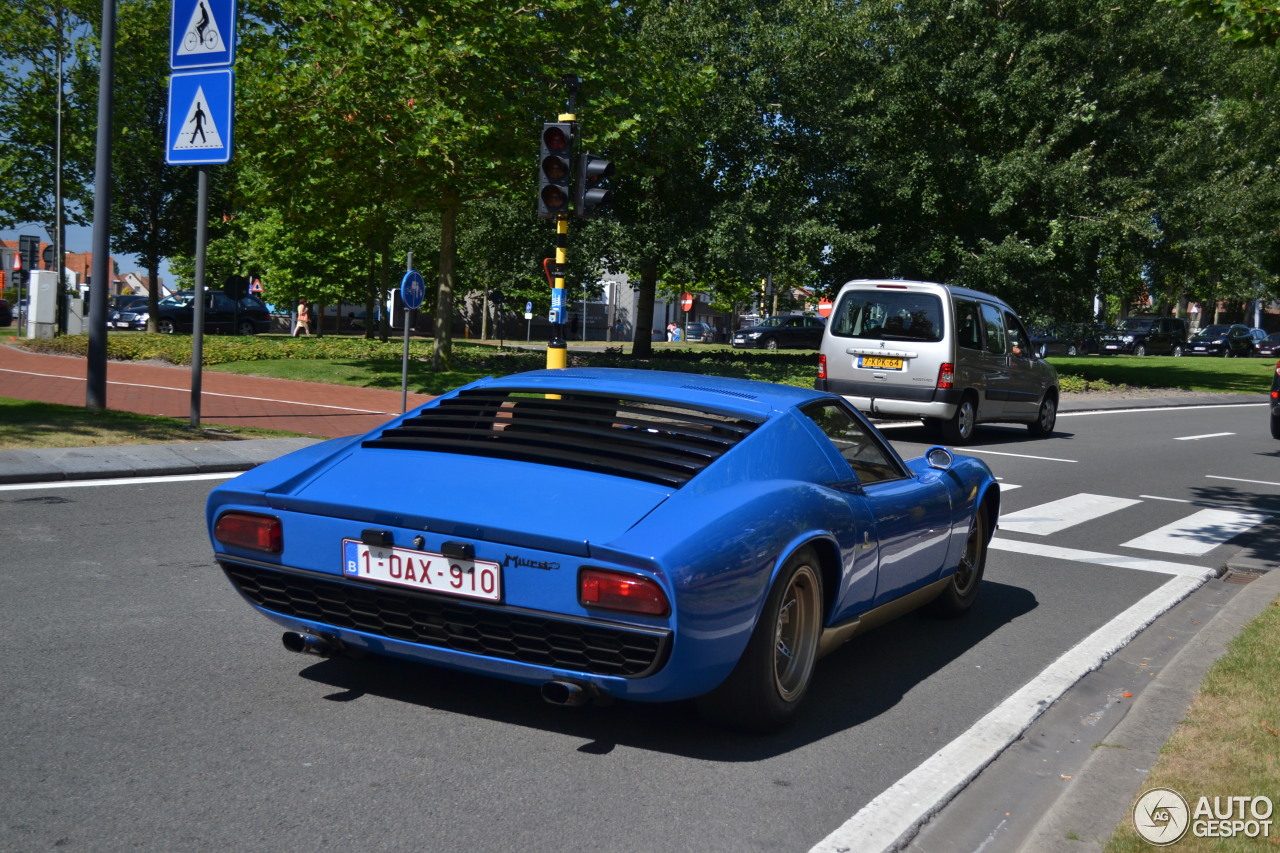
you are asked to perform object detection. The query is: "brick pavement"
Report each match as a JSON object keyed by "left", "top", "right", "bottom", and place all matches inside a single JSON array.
[{"left": 0, "top": 341, "right": 435, "bottom": 438}]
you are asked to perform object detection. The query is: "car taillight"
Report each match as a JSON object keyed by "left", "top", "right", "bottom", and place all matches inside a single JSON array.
[
  {"left": 818, "top": 353, "right": 827, "bottom": 380},
  {"left": 937, "top": 362, "right": 954, "bottom": 389},
  {"left": 215, "top": 511, "right": 283, "bottom": 554},
  {"left": 580, "top": 568, "right": 669, "bottom": 616}
]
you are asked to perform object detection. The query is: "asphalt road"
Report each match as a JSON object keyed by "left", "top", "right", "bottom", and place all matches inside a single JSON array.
[{"left": 0, "top": 402, "right": 1274, "bottom": 853}]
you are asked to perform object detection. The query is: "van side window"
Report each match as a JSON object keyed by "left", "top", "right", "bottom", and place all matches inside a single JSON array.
[
  {"left": 980, "top": 303, "right": 1006, "bottom": 355},
  {"left": 1005, "top": 311, "right": 1032, "bottom": 357},
  {"left": 955, "top": 300, "right": 983, "bottom": 351}
]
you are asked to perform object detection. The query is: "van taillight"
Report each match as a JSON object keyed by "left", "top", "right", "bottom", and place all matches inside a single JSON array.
[
  {"left": 215, "top": 511, "right": 283, "bottom": 554},
  {"left": 818, "top": 354, "right": 827, "bottom": 380},
  {"left": 937, "top": 362, "right": 954, "bottom": 389}
]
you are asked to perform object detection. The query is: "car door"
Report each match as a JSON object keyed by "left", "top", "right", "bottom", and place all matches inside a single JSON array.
[
  {"left": 972, "top": 301, "right": 1011, "bottom": 418},
  {"left": 798, "top": 401, "right": 954, "bottom": 618},
  {"left": 206, "top": 292, "right": 237, "bottom": 333}
]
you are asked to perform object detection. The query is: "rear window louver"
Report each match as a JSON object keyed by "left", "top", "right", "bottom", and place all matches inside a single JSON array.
[{"left": 362, "top": 389, "right": 764, "bottom": 488}]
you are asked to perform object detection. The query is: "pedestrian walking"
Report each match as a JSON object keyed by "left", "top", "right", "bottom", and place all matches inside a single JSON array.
[{"left": 293, "top": 300, "right": 311, "bottom": 336}]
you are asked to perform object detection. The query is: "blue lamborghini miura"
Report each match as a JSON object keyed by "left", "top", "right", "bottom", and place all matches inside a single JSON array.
[{"left": 207, "top": 368, "right": 1000, "bottom": 732}]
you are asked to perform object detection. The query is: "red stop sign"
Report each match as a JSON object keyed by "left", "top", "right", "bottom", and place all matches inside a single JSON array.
[{"left": 681, "top": 292, "right": 694, "bottom": 312}]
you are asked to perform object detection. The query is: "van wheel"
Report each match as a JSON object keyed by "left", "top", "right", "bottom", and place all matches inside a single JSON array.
[
  {"left": 1027, "top": 392, "right": 1057, "bottom": 437},
  {"left": 940, "top": 394, "right": 977, "bottom": 445}
]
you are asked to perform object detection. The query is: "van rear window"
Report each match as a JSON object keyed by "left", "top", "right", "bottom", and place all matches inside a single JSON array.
[{"left": 829, "top": 291, "right": 944, "bottom": 342}]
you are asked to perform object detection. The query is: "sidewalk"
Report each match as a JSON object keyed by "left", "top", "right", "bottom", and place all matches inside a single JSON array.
[{"left": 0, "top": 343, "right": 435, "bottom": 483}]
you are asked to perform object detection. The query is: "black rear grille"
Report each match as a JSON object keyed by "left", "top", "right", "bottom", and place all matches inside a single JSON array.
[
  {"left": 361, "top": 388, "right": 762, "bottom": 488},
  {"left": 221, "top": 561, "right": 671, "bottom": 678}
]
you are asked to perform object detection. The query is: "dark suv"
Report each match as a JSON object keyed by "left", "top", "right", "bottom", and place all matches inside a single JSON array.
[{"left": 1098, "top": 316, "right": 1188, "bottom": 356}]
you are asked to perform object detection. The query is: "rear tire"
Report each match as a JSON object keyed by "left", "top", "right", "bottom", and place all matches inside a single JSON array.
[
  {"left": 238, "top": 320, "right": 256, "bottom": 336},
  {"left": 697, "top": 547, "right": 823, "bottom": 733},
  {"left": 1272, "top": 412, "right": 1280, "bottom": 440},
  {"left": 929, "top": 505, "right": 988, "bottom": 616},
  {"left": 939, "top": 394, "right": 977, "bottom": 445}
]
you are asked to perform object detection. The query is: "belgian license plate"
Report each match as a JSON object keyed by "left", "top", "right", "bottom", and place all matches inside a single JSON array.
[
  {"left": 858, "top": 355, "right": 904, "bottom": 370},
  {"left": 342, "top": 540, "right": 501, "bottom": 601}
]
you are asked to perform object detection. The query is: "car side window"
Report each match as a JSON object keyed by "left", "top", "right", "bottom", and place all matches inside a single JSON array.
[
  {"left": 211, "top": 293, "right": 236, "bottom": 311},
  {"left": 800, "top": 402, "right": 905, "bottom": 485},
  {"left": 955, "top": 300, "right": 983, "bottom": 351},
  {"left": 980, "top": 303, "right": 1006, "bottom": 355}
]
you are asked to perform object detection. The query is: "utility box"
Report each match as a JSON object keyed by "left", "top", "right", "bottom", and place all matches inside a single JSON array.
[
  {"left": 64, "top": 290, "right": 88, "bottom": 335},
  {"left": 27, "top": 270, "right": 59, "bottom": 339}
]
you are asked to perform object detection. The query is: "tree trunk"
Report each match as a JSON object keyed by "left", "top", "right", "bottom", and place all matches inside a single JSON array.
[
  {"left": 630, "top": 257, "right": 659, "bottom": 358},
  {"left": 432, "top": 201, "right": 460, "bottom": 371}
]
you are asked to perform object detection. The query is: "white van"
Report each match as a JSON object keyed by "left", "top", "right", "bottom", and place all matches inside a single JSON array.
[{"left": 815, "top": 279, "right": 1059, "bottom": 444}]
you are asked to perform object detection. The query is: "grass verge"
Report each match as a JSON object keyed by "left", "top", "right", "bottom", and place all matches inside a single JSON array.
[
  {"left": 1104, "top": 597, "right": 1280, "bottom": 851},
  {"left": 0, "top": 397, "right": 302, "bottom": 450}
]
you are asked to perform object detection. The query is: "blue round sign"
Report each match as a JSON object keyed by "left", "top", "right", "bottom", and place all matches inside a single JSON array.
[{"left": 400, "top": 270, "right": 426, "bottom": 310}]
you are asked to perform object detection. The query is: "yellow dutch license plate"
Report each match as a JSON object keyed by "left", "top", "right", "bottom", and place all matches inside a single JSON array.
[{"left": 858, "top": 355, "right": 904, "bottom": 370}]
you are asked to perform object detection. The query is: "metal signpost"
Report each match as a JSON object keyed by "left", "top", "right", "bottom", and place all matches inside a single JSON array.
[
  {"left": 167, "top": 0, "right": 237, "bottom": 427},
  {"left": 400, "top": 265, "right": 426, "bottom": 413}
]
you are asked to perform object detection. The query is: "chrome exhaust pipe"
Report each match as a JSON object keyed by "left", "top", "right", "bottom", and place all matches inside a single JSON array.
[
  {"left": 541, "top": 679, "right": 592, "bottom": 707},
  {"left": 281, "top": 631, "right": 340, "bottom": 657}
]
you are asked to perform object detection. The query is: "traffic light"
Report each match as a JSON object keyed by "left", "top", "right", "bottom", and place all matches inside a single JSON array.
[
  {"left": 538, "top": 121, "right": 574, "bottom": 219},
  {"left": 575, "top": 152, "right": 614, "bottom": 218}
]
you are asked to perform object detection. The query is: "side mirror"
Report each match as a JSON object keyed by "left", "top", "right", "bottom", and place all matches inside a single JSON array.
[{"left": 926, "top": 446, "right": 954, "bottom": 470}]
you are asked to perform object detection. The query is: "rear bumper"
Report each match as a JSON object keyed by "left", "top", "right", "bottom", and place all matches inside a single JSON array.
[{"left": 816, "top": 378, "right": 960, "bottom": 419}]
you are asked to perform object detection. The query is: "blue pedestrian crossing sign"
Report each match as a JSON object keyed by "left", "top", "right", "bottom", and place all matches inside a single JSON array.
[
  {"left": 166, "top": 69, "right": 234, "bottom": 165},
  {"left": 170, "top": 0, "right": 237, "bottom": 69}
]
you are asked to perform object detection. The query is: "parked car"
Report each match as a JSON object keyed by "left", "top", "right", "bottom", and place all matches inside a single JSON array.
[
  {"left": 1027, "top": 322, "right": 1103, "bottom": 357},
  {"left": 1271, "top": 362, "right": 1280, "bottom": 439},
  {"left": 107, "top": 295, "right": 150, "bottom": 329},
  {"left": 683, "top": 321, "right": 717, "bottom": 343},
  {"left": 1255, "top": 332, "right": 1280, "bottom": 358},
  {"left": 732, "top": 314, "right": 825, "bottom": 350},
  {"left": 816, "top": 279, "right": 1059, "bottom": 444},
  {"left": 0, "top": 298, "right": 11, "bottom": 327},
  {"left": 207, "top": 368, "right": 999, "bottom": 732},
  {"left": 1097, "top": 316, "right": 1187, "bottom": 356},
  {"left": 147, "top": 291, "right": 271, "bottom": 335},
  {"left": 1248, "top": 328, "right": 1269, "bottom": 351},
  {"left": 1185, "top": 324, "right": 1255, "bottom": 357}
]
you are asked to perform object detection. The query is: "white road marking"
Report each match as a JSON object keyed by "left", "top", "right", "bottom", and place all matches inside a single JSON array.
[
  {"left": 989, "top": 538, "right": 1215, "bottom": 578},
  {"left": 1205, "top": 474, "right": 1280, "bottom": 488},
  {"left": 962, "top": 448, "right": 1077, "bottom": 463},
  {"left": 1121, "top": 508, "right": 1268, "bottom": 556},
  {"left": 0, "top": 472, "right": 238, "bottom": 491},
  {"left": 998, "top": 493, "right": 1140, "bottom": 535},
  {"left": 1174, "top": 432, "right": 1235, "bottom": 441},
  {"left": 1058, "top": 403, "right": 1264, "bottom": 417},
  {"left": 809, "top": 573, "right": 1209, "bottom": 853},
  {"left": 1140, "top": 494, "right": 1268, "bottom": 514}
]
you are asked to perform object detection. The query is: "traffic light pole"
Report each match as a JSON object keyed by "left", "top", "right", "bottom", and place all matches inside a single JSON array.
[{"left": 547, "top": 215, "right": 569, "bottom": 369}]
